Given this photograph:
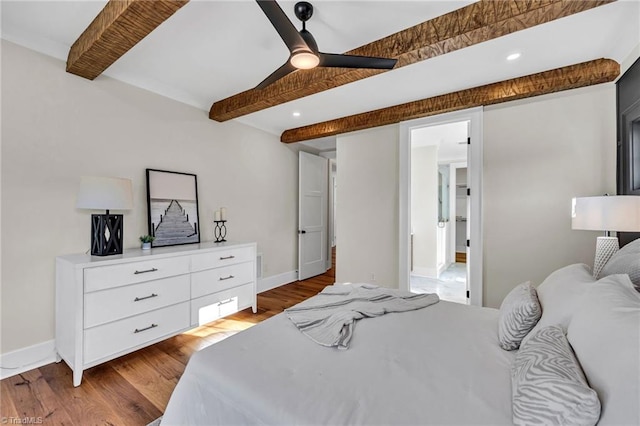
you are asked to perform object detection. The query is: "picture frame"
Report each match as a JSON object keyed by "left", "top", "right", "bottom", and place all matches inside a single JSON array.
[{"left": 146, "top": 169, "right": 200, "bottom": 247}]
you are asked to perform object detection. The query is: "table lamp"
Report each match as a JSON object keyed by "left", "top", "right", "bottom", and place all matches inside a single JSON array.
[
  {"left": 572, "top": 195, "right": 640, "bottom": 277},
  {"left": 76, "top": 176, "right": 133, "bottom": 256}
]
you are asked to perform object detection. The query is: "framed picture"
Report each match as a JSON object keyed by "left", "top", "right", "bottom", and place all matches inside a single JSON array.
[{"left": 146, "top": 169, "right": 200, "bottom": 247}]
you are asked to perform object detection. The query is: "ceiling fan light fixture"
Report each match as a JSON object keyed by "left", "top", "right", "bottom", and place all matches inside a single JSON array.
[{"left": 290, "top": 51, "right": 319, "bottom": 69}]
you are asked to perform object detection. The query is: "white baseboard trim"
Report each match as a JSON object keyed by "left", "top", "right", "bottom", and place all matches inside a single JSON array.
[
  {"left": 437, "top": 262, "right": 450, "bottom": 277},
  {"left": 412, "top": 267, "right": 437, "bottom": 278},
  {"left": 0, "top": 339, "right": 57, "bottom": 380},
  {"left": 257, "top": 270, "right": 298, "bottom": 293}
]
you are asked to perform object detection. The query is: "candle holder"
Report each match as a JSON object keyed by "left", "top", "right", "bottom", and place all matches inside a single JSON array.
[{"left": 214, "top": 220, "right": 227, "bottom": 243}]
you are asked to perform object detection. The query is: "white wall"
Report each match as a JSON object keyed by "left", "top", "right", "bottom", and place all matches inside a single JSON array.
[
  {"left": 411, "top": 145, "right": 438, "bottom": 276},
  {"left": 334, "top": 84, "right": 615, "bottom": 306},
  {"left": 336, "top": 125, "right": 399, "bottom": 287},
  {"left": 0, "top": 41, "right": 299, "bottom": 354},
  {"left": 483, "top": 84, "right": 616, "bottom": 307}
]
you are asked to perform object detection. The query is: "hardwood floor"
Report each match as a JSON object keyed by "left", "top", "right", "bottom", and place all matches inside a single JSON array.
[
  {"left": 327, "top": 246, "right": 336, "bottom": 279},
  {"left": 455, "top": 251, "right": 467, "bottom": 263},
  {"left": 1, "top": 266, "right": 336, "bottom": 425}
]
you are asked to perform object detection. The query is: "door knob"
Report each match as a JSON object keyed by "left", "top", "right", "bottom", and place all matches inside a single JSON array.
[{"left": 298, "top": 230, "right": 307, "bottom": 234}]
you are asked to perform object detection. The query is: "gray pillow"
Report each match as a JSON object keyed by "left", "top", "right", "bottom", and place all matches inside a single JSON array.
[
  {"left": 512, "top": 325, "right": 601, "bottom": 426},
  {"left": 567, "top": 274, "right": 640, "bottom": 425},
  {"left": 498, "top": 282, "right": 541, "bottom": 351},
  {"left": 598, "top": 237, "right": 640, "bottom": 291},
  {"left": 521, "top": 264, "right": 594, "bottom": 347}
]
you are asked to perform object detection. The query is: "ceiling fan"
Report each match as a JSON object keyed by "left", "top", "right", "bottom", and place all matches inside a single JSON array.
[{"left": 254, "top": 0, "right": 398, "bottom": 90}]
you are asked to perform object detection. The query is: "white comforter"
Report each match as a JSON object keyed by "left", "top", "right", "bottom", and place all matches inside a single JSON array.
[{"left": 162, "top": 299, "right": 515, "bottom": 425}]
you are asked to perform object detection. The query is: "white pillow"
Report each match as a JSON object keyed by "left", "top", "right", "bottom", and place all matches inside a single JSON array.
[
  {"left": 567, "top": 274, "right": 640, "bottom": 425},
  {"left": 598, "top": 238, "right": 640, "bottom": 291},
  {"left": 522, "top": 264, "right": 595, "bottom": 347},
  {"left": 512, "top": 325, "right": 600, "bottom": 426},
  {"left": 498, "top": 282, "right": 541, "bottom": 351}
]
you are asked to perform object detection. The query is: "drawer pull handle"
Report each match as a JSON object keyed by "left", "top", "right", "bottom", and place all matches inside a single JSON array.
[
  {"left": 219, "top": 255, "right": 235, "bottom": 260},
  {"left": 218, "top": 298, "right": 235, "bottom": 306},
  {"left": 134, "top": 293, "right": 158, "bottom": 302},
  {"left": 219, "top": 275, "right": 235, "bottom": 281},
  {"left": 134, "top": 268, "right": 158, "bottom": 275},
  {"left": 134, "top": 323, "right": 158, "bottom": 333}
]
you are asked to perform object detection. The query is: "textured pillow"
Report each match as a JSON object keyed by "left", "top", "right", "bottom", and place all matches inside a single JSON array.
[
  {"left": 598, "top": 237, "right": 640, "bottom": 291},
  {"left": 521, "top": 264, "right": 595, "bottom": 347},
  {"left": 498, "top": 282, "right": 541, "bottom": 350},
  {"left": 512, "top": 325, "right": 601, "bottom": 426},
  {"left": 567, "top": 274, "right": 640, "bottom": 425}
]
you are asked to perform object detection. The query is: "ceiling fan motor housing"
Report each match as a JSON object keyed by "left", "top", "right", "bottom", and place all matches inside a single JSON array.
[{"left": 299, "top": 29, "right": 319, "bottom": 52}]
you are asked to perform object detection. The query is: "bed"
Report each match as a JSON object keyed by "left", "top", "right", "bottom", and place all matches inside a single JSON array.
[{"left": 162, "top": 256, "right": 640, "bottom": 425}]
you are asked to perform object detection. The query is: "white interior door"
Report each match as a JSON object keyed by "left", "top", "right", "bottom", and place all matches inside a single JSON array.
[{"left": 298, "top": 152, "right": 328, "bottom": 280}]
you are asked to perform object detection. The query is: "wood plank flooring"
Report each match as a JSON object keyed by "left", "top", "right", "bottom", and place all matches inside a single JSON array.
[
  {"left": 0, "top": 257, "right": 336, "bottom": 426},
  {"left": 455, "top": 251, "right": 467, "bottom": 263}
]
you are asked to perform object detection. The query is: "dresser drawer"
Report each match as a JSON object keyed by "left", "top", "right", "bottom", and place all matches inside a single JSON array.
[
  {"left": 84, "top": 275, "right": 190, "bottom": 328},
  {"left": 84, "top": 302, "right": 190, "bottom": 364},
  {"left": 191, "top": 261, "right": 254, "bottom": 299},
  {"left": 191, "top": 282, "right": 254, "bottom": 326},
  {"left": 84, "top": 256, "right": 190, "bottom": 293},
  {"left": 191, "top": 246, "right": 254, "bottom": 272}
]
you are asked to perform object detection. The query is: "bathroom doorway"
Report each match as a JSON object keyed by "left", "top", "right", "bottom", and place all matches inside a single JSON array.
[
  {"left": 409, "top": 121, "right": 468, "bottom": 304},
  {"left": 399, "top": 107, "right": 483, "bottom": 306}
]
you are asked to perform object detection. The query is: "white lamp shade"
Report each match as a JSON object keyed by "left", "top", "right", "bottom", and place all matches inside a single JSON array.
[
  {"left": 76, "top": 176, "right": 133, "bottom": 211},
  {"left": 572, "top": 196, "right": 640, "bottom": 232}
]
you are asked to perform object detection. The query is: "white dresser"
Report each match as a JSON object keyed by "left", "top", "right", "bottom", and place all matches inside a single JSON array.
[{"left": 55, "top": 242, "right": 257, "bottom": 386}]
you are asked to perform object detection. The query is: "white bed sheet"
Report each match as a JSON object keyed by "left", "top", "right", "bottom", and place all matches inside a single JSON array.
[{"left": 162, "top": 300, "right": 515, "bottom": 425}]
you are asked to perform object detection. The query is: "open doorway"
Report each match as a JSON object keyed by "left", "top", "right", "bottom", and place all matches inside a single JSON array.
[
  {"left": 409, "top": 121, "right": 468, "bottom": 304},
  {"left": 399, "top": 107, "right": 483, "bottom": 306}
]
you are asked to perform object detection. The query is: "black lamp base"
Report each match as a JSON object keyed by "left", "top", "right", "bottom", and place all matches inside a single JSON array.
[{"left": 91, "top": 213, "right": 123, "bottom": 256}]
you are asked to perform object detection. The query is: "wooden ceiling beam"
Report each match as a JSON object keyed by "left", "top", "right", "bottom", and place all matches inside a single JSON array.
[
  {"left": 280, "top": 58, "right": 620, "bottom": 143},
  {"left": 210, "top": 0, "right": 614, "bottom": 122},
  {"left": 66, "top": 0, "right": 188, "bottom": 80}
]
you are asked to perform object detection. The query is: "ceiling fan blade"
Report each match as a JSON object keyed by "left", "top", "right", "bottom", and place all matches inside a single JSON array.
[
  {"left": 255, "top": 61, "right": 297, "bottom": 89},
  {"left": 319, "top": 53, "right": 397, "bottom": 70},
  {"left": 256, "top": 0, "right": 309, "bottom": 54}
]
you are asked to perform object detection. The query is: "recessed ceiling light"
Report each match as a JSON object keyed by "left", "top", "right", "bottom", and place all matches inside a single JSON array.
[
  {"left": 292, "top": 112, "right": 301, "bottom": 117},
  {"left": 506, "top": 52, "right": 521, "bottom": 61}
]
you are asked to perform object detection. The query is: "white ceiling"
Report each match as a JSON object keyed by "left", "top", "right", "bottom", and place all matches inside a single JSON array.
[
  {"left": 2, "top": 0, "right": 640, "bottom": 150},
  {"left": 412, "top": 120, "right": 468, "bottom": 164}
]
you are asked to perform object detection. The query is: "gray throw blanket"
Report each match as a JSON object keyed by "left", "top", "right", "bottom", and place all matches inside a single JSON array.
[{"left": 285, "top": 284, "right": 439, "bottom": 349}]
